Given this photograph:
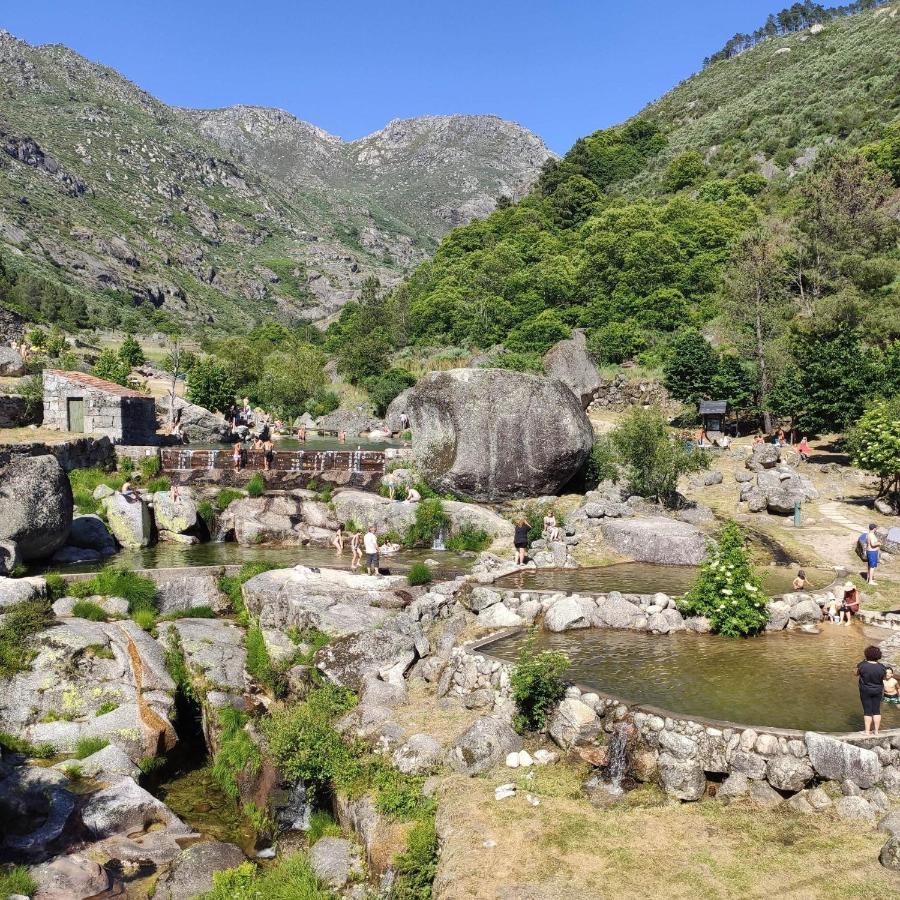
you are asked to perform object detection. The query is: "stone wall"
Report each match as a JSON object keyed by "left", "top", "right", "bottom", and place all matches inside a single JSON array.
[
  {"left": 0, "top": 394, "right": 40, "bottom": 428},
  {"left": 587, "top": 375, "right": 673, "bottom": 413},
  {"left": 0, "top": 435, "right": 115, "bottom": 471}
]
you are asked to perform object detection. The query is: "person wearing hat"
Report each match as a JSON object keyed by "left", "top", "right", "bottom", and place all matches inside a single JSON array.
[
  {"left": 865, "top": 523, "right": 881, "bottom": 586},
  {"left": 840, "top": 581, "right": 860, "bottom": 624}
]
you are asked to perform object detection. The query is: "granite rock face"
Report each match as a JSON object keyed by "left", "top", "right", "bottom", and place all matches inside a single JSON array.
[
  {"left": 543, "top": 330, "right": 601, "bottom": 410},
  {"left": 447, "top": 715, "right": 522, "bottom": 776},
  {"left": 103, "top": 491, "right": 153, "bottom": 548},
  {"left": 600, "top": 516, "right": 708, "bottom": 566},
  {"left": 391, "top": 368, "right": 594, "bottom": 501}
]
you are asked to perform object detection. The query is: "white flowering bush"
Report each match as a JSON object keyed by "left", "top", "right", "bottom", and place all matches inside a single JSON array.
[{"left": 679, "top": 521, "right": 767, "bottom": 637}]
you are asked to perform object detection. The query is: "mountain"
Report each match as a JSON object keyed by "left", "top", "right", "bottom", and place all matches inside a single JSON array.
[{"left": 0, "top": 30, "right": 553, "bottom": 332}]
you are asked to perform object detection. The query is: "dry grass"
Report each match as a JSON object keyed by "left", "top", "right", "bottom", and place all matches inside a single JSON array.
[
  {"left": 434, "top": 762, "right": 898, "bottom": 899},
  {"left": 0, "top": 425, "right": 95, "bottom": 444},
  {"left": 391, "top": 679, "right": 484, "bottom": 744}
]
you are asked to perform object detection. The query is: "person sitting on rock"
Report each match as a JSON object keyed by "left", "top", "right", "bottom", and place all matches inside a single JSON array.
[
  {"left": 840, "top": 581, "right": 860, "bottom": 624},
  {"left": 797, "top": 436, "right": 812, "bottom": 462},
  {"left": 404, "top": 486, "right": 421, "bottom": 504},
  {"left": 543, "top": 511, "right": 560, "bottom": 542}
]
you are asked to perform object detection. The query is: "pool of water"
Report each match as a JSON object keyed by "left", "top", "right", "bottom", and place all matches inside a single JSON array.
[
  {"left": 495, "top": 563, "right": 835, "bottom": 597},
  {"left": 486, "top": 624, "right": 900, "bottom": 733},
  {"left": 191, "top": 435, "right": 407, "bottom": 452},
  {"left": 46, "top": 541, "right": 474, "bottom": 577}
]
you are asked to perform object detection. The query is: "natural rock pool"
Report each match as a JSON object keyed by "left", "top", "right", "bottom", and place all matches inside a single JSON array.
[
  {"left": 495, "top": 562, "right": 834, "bottom": 597},
  {"left": 486, "top": 623, "right": 900, "bottom": 733}
]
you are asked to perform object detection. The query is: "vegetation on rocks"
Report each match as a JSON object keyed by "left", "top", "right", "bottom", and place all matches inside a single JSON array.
[
  {"left": 73, "top": 736, "right": 109, "bottom": 759},
  {"left": 403, "top": 499, "right": 450, "bottom": 548},
  {"left": 197, "top": 853, "right": 331, "bottom": 900},
  {"left": 445, "top": 525, "right": 491, "bottom": 552},
  {"left": 70, "top": 568, "right": 158, "bottom": 627},
  {"left": 245, "top": 623, "right": 285, "bottom": 696},
  {"left": 211, "top": 707, "right": 262, "bottom": 802},
  {"left": 68, "top": 467, "right": 125, "bottom": 515},
  {"left": 679, "top": 521, "right": 768, "bottom": 637},
  {"left": 246, "top": 473, "right": 266, "bottom": 498},
  {"left": 71, "top": 600, "right": 113, "bottom": 622},
  {"left": 510, "top": 629, "right": 570, "bottom": 733},
  {"left": 0, "top": 598, "right": 54, "bottom": 678},
  {"left": 218, "top": 562, "right": 284, "bottom": 625},
  {"left": 390, "top": 817, "right": 440, "bottom": 900},
  {"left": 0, "top": 866, "right": 36, "bottom": 900},
  {"left": 407, "top": 562, "right": 433, "bottom": 587},
  {"left": 0, "top": 731, "right": 54, "bottom": 758}
]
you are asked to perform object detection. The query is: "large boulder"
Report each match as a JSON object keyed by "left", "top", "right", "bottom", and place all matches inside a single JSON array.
[
  {"left": 658, "top": 753, "right": 706, "bottom": 801},
  {"left": 548, "top": 698, "right": 601, "bottom": 749},
  {"left": 155, "top": 841, "right": 246, "bottom": 900},
  {"left": 157, "top": 395, "right": 232, "bottom": 443},
  {"left": 746, "top": 443, "right": 780, "bottom": 472},
  {"left": 755, "top": 469, "right": 819, "bottom": 515},
  {"left": 0, "top": 346, "right": 25, "bottom": 376},
  {"left": 804, "top": 732, "right": 882, "bottom": 788},
  {"left": 157, "top": 618, "right": 246, "bottom": 694},
  {"left": 217, "top": 495, "right": 330, "bottom": 545},
  {"left": 103, "top": 491, "right": 153, "bottom": 548},
  {"left": 542, "top": 330, "right": 601, "bottom": 410},
  {"left": 0, "top": 539, "right": 20, "bottom": 576},
  {"left": 68, "top": 514, "right": 117, "bottom": 556},
  {"left": 0, "top": 454, "right": 73, "bottom": 560},
  {"left": 316, "top": 628, "right": 418, "bottom": 691},
  {"left": 389, "top": 368, "right": 594, "bottom": 501},
  {"left": 81, "top": 777, "right": 192, "bottom": 840},
  {"left": 447, "top": 715, "right": 522, "bottom": 776},
  {"left": 152, "top": 490, "right": 199, "bottom": 534},
  {"left": 600, "top": 516, "right": 708, "bottom": 566},
  {"left": 154, "top": 574, "right": 227, "bottom": 615},
  {"left": 308, "top": 837, "right": 365, "bottom": 889}
]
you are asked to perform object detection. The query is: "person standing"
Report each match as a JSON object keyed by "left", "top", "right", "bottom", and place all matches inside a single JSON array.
[
  {"left": 514, "top": 517, "right": 530, "bottom": 566},
  {"left": 363, "top": 525, "right": 380, "bottom": 575},
  {"left": 856, "top": 645, "right": 888, "bottom": 735},
  {"left": 349, "top": 530, "right": 362, "bottom": 570},
  {"left": 865, "top": 524, "right": 881, "bottom": 585},
  {"left": 332, "top": 523, "right": 345, "bottom": 553}
]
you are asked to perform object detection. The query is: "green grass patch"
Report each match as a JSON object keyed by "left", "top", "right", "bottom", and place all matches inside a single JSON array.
[
  {"left": 137, "top": 755, "right": 166, "bottom": 775},
  {"left": 0, "top": 731, "right": 55, "bottom": 758},
  {"left": 95, "top": 701, "right": 119, "bottom": 716},
  {"left": 85, "top": 643, "right": 115, "bottom": 660},
  {"left": 403, "top": 498, "right": 449, "bottom": 548},
  {"left": 445, "top": 525, "right": 491, "bottom": 552},
  {"left": 390, "top": 817, "right": 439, "bottom": 900},
  {"left": 216, "top": 487, "right": 245, "bottom": 510},
  {"left": 0, "top": 598, "right": 54, "bottom": 678},
  {"left": 196, "top": 853, "right": 331, "bottom": 900},
  {"left": 158, "top": 605, "right": 216, "bottom": 621},
  {"left": 68, "top": 467, "right": 125, "bottom": 514},
  {"left": 0, "top": 865, "right": 37, "bottom": 899},
  {"left": 307, "top": 809, "right": 342, "bottom": 845},
  {"left": 286, "top": 626, "right": 330, "bottom": 665},
  {"left": 44, "top": 571, "right": 66, "bottom": 601},
  {"left": 218, "top": 562, "right": 282, "bottom": 625},
  {"left": 407, "top": 562, "right": 432, "bottom": 587},
  {"left": 211, "top": 707, "right": 262, "bottom": 801},
  {"left": 246, "top": 473, "right": 265, "bottom": 498},
  {"left": 197, "top": 499, "right": 216, "bottom": 530},
  {"left": 72, "top": 600, "right": 111, "bottom": 622},
  {"left": 73, "top": 736, "right": 108, "bottom": 759},
  {"left": 70, "top": 568, "right": 157, "bottom": 627},
  {"left": 164, "top": 629, "right": 200, "bottom": 704},
  {"left": 245, "top": 623, "right": 285, "bottom": 696}
]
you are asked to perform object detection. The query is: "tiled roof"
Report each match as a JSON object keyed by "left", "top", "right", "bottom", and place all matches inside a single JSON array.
[{"left": 46, "top": 369, "right": 148, "bottom": 399}]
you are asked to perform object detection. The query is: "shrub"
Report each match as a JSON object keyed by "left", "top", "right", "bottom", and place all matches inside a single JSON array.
[
  {"left": 196, "top": 854, "right": 331, "bottom": 900},
  {"left": 138, "top": 455, "right": 162, "bottom": 481},
  {"left": 445, "top": 525, "right": 491, "bottom": 552},
  {"left": 391, "top": 817, "right": 439, "bottom": 900},
  {"left": 95, "top": 701, "right": 119, "bottom": 716},
  {"left": 93, "top": 348, "right": 131, "bottom": 386},
  {"left": 403, "top": 498, "right": 450, "bottom": 548},
  {"left": 159, "top": 605, "right": 216, "bottom": 622},
  {"left": 72, "top": 600, "right": 111, "bottom": 622},
  {"left": 366, "top": 367, "right": 417, "bottom": 416},
  {"left": 197, "top": 500, "right": 215, "bottom": 530},
  {"left": 118, "top": 334, "right": 144, "bottom": 367},
  {"left": 216, "top": 487, "right": 244, "bottom": 510},
  {"left": 212, "top": 707, "right": 262, "bottom": 801},
  {"left": 585, "top": 437, "right": 619, "bottom": 487},
  {"left": 307, "top": 809, "right": 342, "bottom": 844},
  {"left": 678, "top": 521, "right": 767, "bottom": 637},
  {"left": 245, "top": 623, "right": 284, "bottom": 696},
  {"left": 131, "top": 608, "right": 157, "bottom": 631},
  {"left": 0, "top": 865, "right": 37, "bottom": 899},
  {"left": 137, "top": 755, "right": 165, "bottom": 775},
  {"left": 74, "top": 736, "right": 109, "bottom": 759},
  {"left": 44, "top": 572, "right": 67, "bottom": 601},
  {"left": 246, "top": 473, "right": 265, "bottom": 498},
  {"left": 847, "top": 397, "right": 900, "bottom": 502},
  {"left": 587, "top": 321, "right": 648, "bottom": 364},
  {"left": 407, "top": 562, "right": 433, "bottom": 586},
  {"left": 187, "top": 357, "right": 236, "bottom": 413},
  {"left": 510, "top": 629, "right": 569, "bottom": 733},
  {"left": 0, "top": 598, "right": 54, "bottom": 678},
  {"left": 0, "top": 731, "right": 54, "bottom": 758}
]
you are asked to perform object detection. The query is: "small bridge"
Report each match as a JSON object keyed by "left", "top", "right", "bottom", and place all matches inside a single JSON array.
[{"left": 160, "top": 447, "right": 385, "bottom": 490}]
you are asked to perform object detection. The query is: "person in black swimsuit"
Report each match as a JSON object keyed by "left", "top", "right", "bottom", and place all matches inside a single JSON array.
[
  {"left": 514, "top": 517, "right": 530, "bottom": 566},
  {"left": 857, "top": 645, "right": 888, "bottom": 735}
]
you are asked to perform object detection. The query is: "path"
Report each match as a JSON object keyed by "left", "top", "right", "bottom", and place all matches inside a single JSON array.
[{"left": 818, "top": 500, "right": 867, "bottom": 535}]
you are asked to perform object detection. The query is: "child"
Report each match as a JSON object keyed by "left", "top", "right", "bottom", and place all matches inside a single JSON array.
[
  {"left": 826, "top": 594, "right": 841, "bottom": 623},
  {"left": 349, "top": 530, "right": 362, "bottom": 570},
  {"left": 884, "top": 668, "right": 900, "bottom": 705}
]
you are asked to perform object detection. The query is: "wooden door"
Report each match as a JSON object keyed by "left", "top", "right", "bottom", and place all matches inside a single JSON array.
[{"left": 67, "top": 397, "right": 85, "bottom": 432}]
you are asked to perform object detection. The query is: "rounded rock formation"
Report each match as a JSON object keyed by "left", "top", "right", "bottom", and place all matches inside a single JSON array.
[
  {"left": 391, "top": 368, "right": 594, "bottom": 501},
  {"left": 0, "top": 454, "right": 73, "bottom": 560}
]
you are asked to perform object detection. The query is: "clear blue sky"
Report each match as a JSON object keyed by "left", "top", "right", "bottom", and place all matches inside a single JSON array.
[{"left": 3, "top": 0, "right": 785, "bottom": 153}]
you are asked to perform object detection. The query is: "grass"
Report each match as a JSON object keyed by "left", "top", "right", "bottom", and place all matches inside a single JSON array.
[
  {"left": 95, "top": 701, "right": 119, "bottom": 716},
  {"left": 85, "top": 643, "right": 115, "bottom": 660},
  {"left": 0, "top": 865, "right": 36, "bottom": 899},
  {"left": 68, "top": 466, "right": 125, "bottom": 514},
  {"left": 219, "top": 562, "right": 283, "bottom": 625},
  {"left": 73, "top": 736, "right": 109, "bottom": 759},
  {"left": 211, "top": 707, "right": 262, "bottom": 802},
  {"left": 245, "top": 623, "right": 284, "bottom": 696},
  {"left": 445, "top": 525, "right": 491, "bottom": 552},
  {"left": 196, "top": 853, "right": 332, "bottom": 900},
  {"left": 216, "top": 487, "right": 245, "bottom": 510},
  {"left": 390, "top": 817, "right": 439, "bottom": 900},
  {"left": 44, "top": 571, "right": 66, "bottom": 601},
  {"left": 407, "top": 562, "right": 433, "bottom": 586},
  {"left": 70, "top": 568, "right": 157, "bottom": 628},
  {"left": 286, "top": 626, "right": 331, "bottom": 665},
  {"left": 0, "top": 731, "right": 55, "bottom": 758},
  {"left": 137, "top": 755, "right": 166, "bottom": 775},
  {"left": 72, "top": 599, "right": 112, "bottom": 621},
  {"left": 0, "top": 598, "right": 54, "bottom": 678},
  {"left": 307, "top": 809, "right": 342, "bottom": 845},
  {"left": 158, "top": 605, "right": 216, "bottom": 621},
  {"left": 246, "top": 472, "right": 265, "bottom": 498}
]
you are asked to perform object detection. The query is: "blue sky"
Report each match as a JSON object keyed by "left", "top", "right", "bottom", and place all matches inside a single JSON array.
[{"left": 3, "top": 0, "right": 785, "bottom": 153}]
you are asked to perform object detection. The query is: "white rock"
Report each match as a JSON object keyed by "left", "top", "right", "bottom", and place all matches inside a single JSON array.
[
  {"left": 534, "top": 749, "right": 558, "bottom": 765},
  {"left": 518, "top": 750, "right": 533, "bottom": 768},
  {"left": 495, "top": 784, "right": 516, "bottom": 800},
  {"left": 505, "top": 752, "right": 520, "bottom": 769}
]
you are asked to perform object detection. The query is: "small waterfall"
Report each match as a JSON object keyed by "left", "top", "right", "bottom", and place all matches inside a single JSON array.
[
  {"left": 277, "top": 778, "right": 311, "bottom": 832},
  {"left": 177, "top": 449, "right": 192, "bottom": 470},
  {"left": 603, "top": 721, "right": 632, "bottom": 796},
  {"left": 207, "top": 449, "right": 218, "bottom": 471},
  {"left": 432, "top": 526, "right": 446, "bottom": 551}
]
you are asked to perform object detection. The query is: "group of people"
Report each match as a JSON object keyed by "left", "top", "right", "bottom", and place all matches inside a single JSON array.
[
  {"left": 232, "top": 421, "right": 275, "bottom": 471},
  {"left": 751, "top": 431, "right": 812, "bottom": 461},
  {"left": 511, "top": 511, "right": 561, "bottom": 565},
  {"left": 857, "top": 645, "right": 899, "bottom": 735},
  {"left": 331, "top": 524, "right": 382, "bottom": 575}
]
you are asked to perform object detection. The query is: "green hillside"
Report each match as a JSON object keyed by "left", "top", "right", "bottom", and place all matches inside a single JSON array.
[{"left": 324, "top": 3, "right": 899, "bottom": 433}]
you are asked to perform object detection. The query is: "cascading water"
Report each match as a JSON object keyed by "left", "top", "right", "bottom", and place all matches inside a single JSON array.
[
  {"left": 432, "top": 526, "right": 447, "bottom": 551},
  {"left": 277, "top": 778, "right": 311, "bottom": 832},
  {"left": 603, "top": 720, "right": 634, "bottom": 796}
]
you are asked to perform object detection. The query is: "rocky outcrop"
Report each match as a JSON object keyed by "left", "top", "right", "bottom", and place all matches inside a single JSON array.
[
  {"left": 308, "top": 837, "right": 365, "bottom": 889},
  {"left": 158, "top": 617, "right": 246, "bottom": 695},
  {"left": 447, "top": 715, "right": 522, "bottom": 776},
  {"left": 740, "top": 467, "right": 819, "bottom": 515},
  {"left": 68, "top": 514, "right": 118, "bottom": 556},
  {"left": 152, "top": 489, "right": 200, "bottom": 534},
  {"left": 155, "top": 841, "right": 246, "bottom": 900},
  {"left": 746, "top": 443, "right": 781, "bottom": 472},
  {"left": 0, "top": 345, "right": 25, "bottom": 376},
  {"left": 217, "top": 494, "right": 333, "bottom": 545},
  {"left": 600, "top": 516, "right": 708, "bottom": 565},
  {"left": 804, "top": 732, "right": 882, "bottom": 789},
  {"left": 389, "top": 368, "right": 594, "bottom": 500},
  {"left": 317, "top": 627, "right": 420, "bottom": 691},
  {"left": 0, "top": 453, "right": 73, "bottom": 560},
  {"left": 157, "top": 395, "right": 232, "bottom": 442},
  {"left": 542, "top": 330, "right": 601, "bottom": 409},
  {"left": 103, "top": 491, "right": 153, "bottom": 548}
]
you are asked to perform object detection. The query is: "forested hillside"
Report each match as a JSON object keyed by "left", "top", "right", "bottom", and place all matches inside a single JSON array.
[{"left": 325, "top": 3, "right": 900, "bottom": 434}]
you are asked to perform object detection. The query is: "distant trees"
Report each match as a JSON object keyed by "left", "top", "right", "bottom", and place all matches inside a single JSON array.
[
  {"left": 254, "top": 347, "right": 327, "bottom": 421},
  {"left": 187, "top": 358, "right": 236, "bottom": 414},
  {"left": 848, "top": 398, "right": 900, "bottom": 503}
]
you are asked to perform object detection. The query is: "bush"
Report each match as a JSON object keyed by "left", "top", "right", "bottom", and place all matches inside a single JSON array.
[
  {"left": 197, "top": 500, "right": 215, "bottom": 530},
  {"left": 0, "top": 598, "right": 54, "bottom": 678},
  {"left": 391, "top": 817, "right": 439, "bottom": 900},
  {"left": 403, "top": 498, "right": 450, "bottom": 548},
  {"left": 510, "top": 629, "right": 569, "bottom": 733},
  {"left": 196, "top": 854, "right": 331, "bottom": 900},
  {"left": 587, "top": 321, "right": 648, "bottom": 364},
  {"left": 0, "top": 731, "right": 54, "bottom": 758},
  {"left": 407, "top": 562, "right": 433, "bottom": 586},
  {"left": 187, "top": 357, "right": 236, "bottom": 413},
  {"left": 610, "top": 406, "right": 708, "bottom": 504},
  {"left": 847, "top": 397, "right": 900, "bottom": 502},
  {"left": 93, "top": 348, "right": 132, "bottom": 386},
  {"left": 118, "top": 334, "right": 144, "bottom": 367},
  {"left": 72, "top": 600, "right": 111, "bottom": 622},
  {"left": 211, "top": 707, "right": 262, "bottom": 801},
  {"left": 139, "top": 455, "right": 161, "bottom": 481},
  {"left": 365, "top": 367, "right": 417, "bottom": 416},
  {"left": 304, "top": 389, "right": 340, "bottom": 419},
  {"left": 584, "top": 436, "right": 619, "bottom": 487},
  {"left": 44, "top": 571, "right": 67, "bottom": 601},
  {"left": 74, "top": 736, "right": 109, "bottom": 759},
  {"left": 131, "top": 608, "right": 157, "bottom": 631},
  {"left": 678, "top": 521, "right": 767, "bottom": 637},
  {"left": 0, "top": 865, "right": 36, "bottom": 899},
  {"left": 246, "top": 623, "right": 284, "bottom": 696},
  {"left": 246, "top": 473, "right": 265, "bottom": 498},
  {"left": 216, "top": 487, "right": 244, "bottom": 510},
  {"left": 445, "top": 525, "right": 491, "bottom": 552}
]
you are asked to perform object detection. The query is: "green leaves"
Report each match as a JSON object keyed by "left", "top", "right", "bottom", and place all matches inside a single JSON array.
[
  {"left": 510, "top": 629, "right": 569, "bottom": 733},
  {"left": 848, "top": 397, "right": 900, "bottom": 499},
  {"left": 187, "top": 357, "right": 236, "bottom": 414}
]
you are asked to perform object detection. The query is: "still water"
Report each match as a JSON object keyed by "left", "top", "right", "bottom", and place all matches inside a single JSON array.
[
  {"left": 192, "top": 435, "right": 407, "bottom": 452},
  {"left": 495, "top": 562, "right": 835, "bottom": 597},
  {"left": 486, "top": 624, "right": 900, "bottom": 733},
  {"left": 49, "top": 541, "right": 474, "bottom": 577}
]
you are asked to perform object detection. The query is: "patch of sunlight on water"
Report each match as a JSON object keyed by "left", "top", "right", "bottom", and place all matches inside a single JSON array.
[{"left": 486, "top": 622, "right": 900, "bottom": 733}]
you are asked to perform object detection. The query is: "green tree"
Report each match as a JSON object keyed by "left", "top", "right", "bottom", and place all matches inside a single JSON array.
[
  {"left": 662, "top": 330, "right": 720, "bottom": 404},
  {"left": 861, "top": 122, "right": 900, "bottom": 186},
  {"left": 847, "top": 397, "right": 900, "bottom": 503},
  {"left": 187, "top": 358, "right": 236, "bottom": 413},
  {"left": 505, "top": 309, "right": 570, "bottom": 354},
  {"left": 366, "top": 368, "right": 416, "bottom": 417},
  {"left": 664, "top": 150, "right": 708, "bottom": 191},
  {"left": 679, "top": 521, "right": 767, "bottom": 638},
  {"left": 254, "top": 347, "right": 327, "bottom": 420},
  {"left": 118, "top": 334, "right": 144, "bottom": 367},
  {"left": 93, "top": 349, "right": 131, "bottom": 386},
  {"left": 510, "top": 629, "right": 569, "bottom": 733},
  {"left": 610, "top": 406, "right": 709, "bottom": 504},
  {"left": 587, "top": 321, "right": 647, "bottom": 364}
]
